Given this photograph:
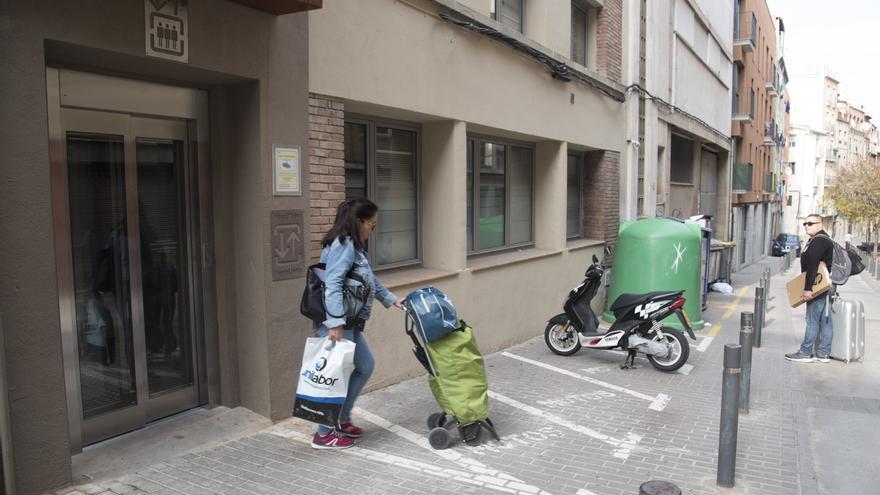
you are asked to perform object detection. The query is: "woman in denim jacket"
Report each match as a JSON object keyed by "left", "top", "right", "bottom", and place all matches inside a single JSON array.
[{"left": 311, "top": 198, "right": 404, "bottom": 449}]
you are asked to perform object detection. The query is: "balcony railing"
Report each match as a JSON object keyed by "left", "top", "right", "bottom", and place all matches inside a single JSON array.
[
  {"left": 825, "top": 148, "right": 837, "bottom": 161},
  {"left": 733, "top": 163, "right": 753, "bottom": 191},
  {"left": 734, "top": 11, "right": 757, "bottom": 52},
  {"left": 766, "top": 71, "right": 779, "bottom": 96},
  {"left": 733, "top": 88, "right": 755, "bottom": 121},
  {"left": 764, "top": 121, "right": 784, "bottom": 146}
]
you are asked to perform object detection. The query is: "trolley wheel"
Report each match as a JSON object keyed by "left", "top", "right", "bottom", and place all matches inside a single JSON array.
[
  {"left": 463, "top": 425, "right": 484, "bottom": 446},
  {"left": 427, "top": 412, "right": 447, "bottom": 430},
  {"left": 428, "top": 427, "right": 452, "bottom": 450}
]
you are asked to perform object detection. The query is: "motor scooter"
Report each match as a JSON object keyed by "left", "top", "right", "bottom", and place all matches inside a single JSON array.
[{"left": 544, "top": 255, "right": 696, "bottom": 371}]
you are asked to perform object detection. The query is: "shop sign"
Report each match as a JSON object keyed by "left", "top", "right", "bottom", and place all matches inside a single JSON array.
[{"left": 145, "top": 0, "right": 189, "bottom": 63}]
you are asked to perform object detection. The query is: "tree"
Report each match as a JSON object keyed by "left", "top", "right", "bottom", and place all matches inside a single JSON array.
[{"left": 826, "top": 160, "right": 880, "bottom": 256}]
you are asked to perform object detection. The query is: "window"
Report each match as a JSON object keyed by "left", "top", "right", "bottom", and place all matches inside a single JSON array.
[
  {"left": 567, "top": 153, "right": 583, "bottom": 238},
  {"left": 571, "top": 2, "right": 588, "bottom": 66},
  {"left": 670, "top": 134, "right": 694, "bottom": 183},
  {"left": 467, "top": 137, "right": 534, "bottom": 252},
  {"left": 344, "top": 119, "right": 418, "bottom": 268},
  {"left": 732, "top": 67, "right": 740, "bottom": 115},
  {"left": 492, "top": 0, "right": 524, "bottom": 32}
]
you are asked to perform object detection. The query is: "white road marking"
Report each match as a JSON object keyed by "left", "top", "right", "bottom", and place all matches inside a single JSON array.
[
  {"left": 695, "top": 336, "right": 714, "bottom": 352},
  {"left": 466, "top": 426, "right": 563, "bottom": 456},
  {"left": 488, "top": 391, "right": 642, "bottom": 460},
  {"left": 576, "top": 489, "right": 599, "bottom": 495},
  {"left": 676, "top": 363, "right": 694, "bottom": 375},
  {"left": 352, "top": 407, "right": 553, "bottom": 495},
  {"left": 502, "top": 352, "right": 670, "bottom": 411},
  {"left": 269, "top": 426, "right": 551, "bottom": 495}
]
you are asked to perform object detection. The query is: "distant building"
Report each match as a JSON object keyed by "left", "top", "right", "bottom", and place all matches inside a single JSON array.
[
  {"left": 784, "top": 69, "right": 878, "bottom": 243},
  {"left": 729, "top": 0, "right": 786, "bottom": 269}
]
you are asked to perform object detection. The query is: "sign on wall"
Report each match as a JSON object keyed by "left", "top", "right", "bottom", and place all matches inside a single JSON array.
[
  {"left": 145, "top": 0, "right": 189, "bottom": 63},
  {"left": 273, "top": 145, "right": 302, "bottom": 196},
  {"left": 271, "top": 209, "right": 305, "bottom": 281}
]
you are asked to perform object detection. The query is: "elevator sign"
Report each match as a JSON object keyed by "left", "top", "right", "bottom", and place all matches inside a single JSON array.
[
  {"left": 145, "top": 0, "right": 189, "bottom": 63},
  {"left": 271, "top": 210, "right": 305, "bottom": 281}
]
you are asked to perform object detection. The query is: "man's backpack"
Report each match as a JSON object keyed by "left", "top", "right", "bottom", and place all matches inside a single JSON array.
[
  {"left": 814, "top": 234, "right": 855, "bottom": 285},
  {"left": 846, "top": 243, "right": 866, "bottom": 276}
]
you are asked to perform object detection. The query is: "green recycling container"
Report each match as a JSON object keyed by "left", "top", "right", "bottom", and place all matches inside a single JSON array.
[{"left": 602, "top": 218, "right": 704, "bottom": 330}]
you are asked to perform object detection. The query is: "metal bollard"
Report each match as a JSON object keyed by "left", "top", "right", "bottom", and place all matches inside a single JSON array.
[
  {"left": 639, "top": 480, "right": 681, "bottom": 495},
  {"left": 717, "top": 344, "right": 743, "bottom": 488},
  {"left": 765, "top": 268, "right": 773, "bottom": 301},
  {"left": 754, "top": 286, "right": 764, "bottom": 348},
  {"left": 739, "top": 312, "right": 754, "bottom": 414}
]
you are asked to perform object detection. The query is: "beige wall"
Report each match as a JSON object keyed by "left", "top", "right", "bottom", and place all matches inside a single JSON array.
[
  {"left": 363, "top": 246, "right": 606, "bottom": 390},
  {"left": 309, "top": 0, "right": 625, "bottom": 151}
]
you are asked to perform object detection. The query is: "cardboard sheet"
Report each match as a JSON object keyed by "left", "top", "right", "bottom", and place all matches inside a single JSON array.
[{"left": 786, "top": 262, "right": 831, "bottom": 308}]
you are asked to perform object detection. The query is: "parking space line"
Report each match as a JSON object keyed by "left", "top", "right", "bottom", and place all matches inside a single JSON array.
[
  {"left": 352, "top": 407, "right": 553, "bottom": 495},
  {"left": 676, "top": 363, "right": 694, "bottom": 375},
  {"left": 502, "top": 352, "right": 670, "bottom": 411},
  {"left": 269, "top": 427, "right": 551, "bottom": 494},
  {"left": 695, "top": 336, "right": 714, "bottom": 352},
  {"left": 488, "top": 391, "right": 642, "bottom": 460},
  {"left": 699, "top": 286, "right": 750, "bottom": 351}
]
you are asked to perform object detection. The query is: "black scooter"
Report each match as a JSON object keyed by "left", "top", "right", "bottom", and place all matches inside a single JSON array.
[{"left": 544, "top": 255, "right": 696, "bottom": 371}]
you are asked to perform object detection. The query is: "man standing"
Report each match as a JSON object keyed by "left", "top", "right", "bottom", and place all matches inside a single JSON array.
[{"left": 785, "top": 215, "right": 835, "bottom": 363}]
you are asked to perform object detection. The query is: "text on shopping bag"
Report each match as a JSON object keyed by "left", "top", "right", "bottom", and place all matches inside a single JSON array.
[{"left": 293, "top": 336, "right": 355, "bottom": 428}]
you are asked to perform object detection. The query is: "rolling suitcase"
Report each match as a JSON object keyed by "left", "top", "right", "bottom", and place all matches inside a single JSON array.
[{"left": 830, "top": 298, "right": 865, "bottom": 363}]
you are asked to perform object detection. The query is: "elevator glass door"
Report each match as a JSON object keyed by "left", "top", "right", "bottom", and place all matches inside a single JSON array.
[{"left": 62, "top": 109, "right": 199, "bottom": 444}]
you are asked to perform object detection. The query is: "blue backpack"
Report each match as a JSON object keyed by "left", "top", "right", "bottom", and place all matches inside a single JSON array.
[{"left": 404, "top": 287, "right": 458, "bottom": 342}]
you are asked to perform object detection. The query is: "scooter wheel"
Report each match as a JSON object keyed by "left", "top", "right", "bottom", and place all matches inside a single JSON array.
[
  {"left": 544, "top": 317, "right": 581, "bottom": 356},
  {"left": 428, "top": 427, "right": 451, "bottom": 450},
  {"left": 646, "top": 326, "right": 690, "bottom": 372}
]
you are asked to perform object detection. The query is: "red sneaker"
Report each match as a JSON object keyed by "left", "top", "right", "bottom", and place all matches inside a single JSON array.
[
  {"left": 310, "top": 430, "right": 354, "bottom": 450},
  {"left": 338, "top": 421, "right": 364, "bottom": 438}
]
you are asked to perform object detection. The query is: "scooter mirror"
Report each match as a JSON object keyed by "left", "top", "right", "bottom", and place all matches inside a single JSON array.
[{"left": 592, "top": 254, "right": 599, "bottom": 263}]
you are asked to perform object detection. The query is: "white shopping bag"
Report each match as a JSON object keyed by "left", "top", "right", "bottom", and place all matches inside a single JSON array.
[{"left": 293, "top": 337, "right": 355, "bottom": 428}]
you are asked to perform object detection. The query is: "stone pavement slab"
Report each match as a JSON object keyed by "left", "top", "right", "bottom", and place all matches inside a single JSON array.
[{"left": 51, "top": 258, "right": 880, "bottom": 495}]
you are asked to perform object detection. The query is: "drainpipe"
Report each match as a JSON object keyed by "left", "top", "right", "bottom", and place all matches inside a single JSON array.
[
  {"left": 0, "top": 313, "right": 15, "bottom": 494},
  {"left": 621, "top": 0, "right": 642, "bottom": 221}
]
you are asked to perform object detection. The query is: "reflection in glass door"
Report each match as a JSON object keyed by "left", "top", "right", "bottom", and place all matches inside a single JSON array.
[
  {"left": 67, "top": 132, "right": 137, "bottom": 419},
  {"left": 59, "top": 109, "right": 200, "bottom": 445},
  {"left": 136, "top": 137, "right": 194, "bottom": 398}
]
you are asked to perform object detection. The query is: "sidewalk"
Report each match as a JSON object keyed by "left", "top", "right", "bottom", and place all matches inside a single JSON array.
[{"left": 52, "top": 259, "right": 880, "bottom": 495}]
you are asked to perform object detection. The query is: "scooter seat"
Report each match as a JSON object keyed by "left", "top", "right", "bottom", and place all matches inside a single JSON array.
[{"left": 610, "top": 291, "right": 682, "bottom": 313}]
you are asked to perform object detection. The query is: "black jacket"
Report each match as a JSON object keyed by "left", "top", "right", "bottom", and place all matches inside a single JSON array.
[{"left": 800, "top": 230, "right": 834, "bottom": 290}]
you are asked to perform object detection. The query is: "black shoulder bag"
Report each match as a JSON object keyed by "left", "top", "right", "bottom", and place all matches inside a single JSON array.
[{"left": 300, "top": 263, "right": 369, "bottom": 328}]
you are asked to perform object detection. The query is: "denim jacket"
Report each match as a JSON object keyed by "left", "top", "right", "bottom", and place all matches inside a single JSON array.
[{"left": 320, "top": 236, "right": 397, "bottom": 329}]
